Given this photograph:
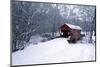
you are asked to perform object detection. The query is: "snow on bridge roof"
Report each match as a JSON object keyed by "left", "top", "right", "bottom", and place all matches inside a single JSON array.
[{"left": 65, "top": 23, "right": 82, "bottom": 30}]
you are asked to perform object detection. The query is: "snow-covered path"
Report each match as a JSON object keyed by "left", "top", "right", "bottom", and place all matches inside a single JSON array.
[{"left": 12, "top": 38, "right": 95, "bottom": 66}]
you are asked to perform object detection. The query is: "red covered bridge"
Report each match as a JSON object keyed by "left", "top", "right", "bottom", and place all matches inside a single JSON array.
[{"left": 60, "top": 23, "right": 82, "bottom": 43}]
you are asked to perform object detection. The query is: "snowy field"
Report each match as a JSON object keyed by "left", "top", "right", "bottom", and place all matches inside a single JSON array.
[{"left": 12, "top": 38, "right": 95, "bottom": 66}]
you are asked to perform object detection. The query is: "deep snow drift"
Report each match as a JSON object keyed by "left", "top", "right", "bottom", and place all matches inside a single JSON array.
[{"left": 12, "top": 38, "right": 95, "bottom": 66}]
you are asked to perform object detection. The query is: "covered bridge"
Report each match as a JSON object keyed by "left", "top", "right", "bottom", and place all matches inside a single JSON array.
[{"left": 60, "top": 23, "right": 82, "bottom": 43}]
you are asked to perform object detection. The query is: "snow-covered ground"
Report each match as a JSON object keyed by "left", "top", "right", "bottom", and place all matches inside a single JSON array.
[{"left": 12, "top": 38, "right": 95, "bottom": 66}]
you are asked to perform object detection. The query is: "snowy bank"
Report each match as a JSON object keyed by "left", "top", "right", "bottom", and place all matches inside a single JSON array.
[{"left": 12, "top": 38, "right": 95, "bottom": 66}]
